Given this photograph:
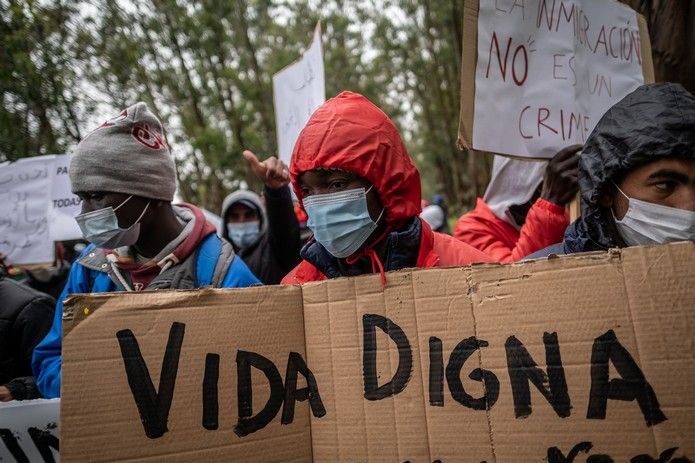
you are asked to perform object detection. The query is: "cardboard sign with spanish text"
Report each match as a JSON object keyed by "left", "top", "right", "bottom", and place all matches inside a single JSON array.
[
  {"left": 458, "top": 0, "right": 655, "bottom": 159},
  {"left": 62, "top": 242, "right": 695, "bottom": 462}
]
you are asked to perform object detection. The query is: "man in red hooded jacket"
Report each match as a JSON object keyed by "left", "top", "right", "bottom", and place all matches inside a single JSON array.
[
  {"left": 454, "top": 146, "right": 580, "bottom": 262},
  {"left": 281, "top": 92, "right": 492, "bottom": 285}
]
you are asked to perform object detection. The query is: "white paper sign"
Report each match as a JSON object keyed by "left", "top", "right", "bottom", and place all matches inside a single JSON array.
[
  {"left": 49, "top": 154, "right": 82, "bottom": 242},
  {"left": 473, "top": 0, "right": 646, "bottom": 158},
  {"left": 0, "top": 156, "right": 54, "bottom": 264},
  {"left": 0, "top": 399, "right": 60, "bottom": 462},
  {"left": 273, "top": 23, "right": 326, "bottom": 164}
]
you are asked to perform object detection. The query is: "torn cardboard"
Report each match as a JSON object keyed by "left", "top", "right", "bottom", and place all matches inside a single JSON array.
[{"left": 62, "top": 242, "right": 695, "bottom": 462}]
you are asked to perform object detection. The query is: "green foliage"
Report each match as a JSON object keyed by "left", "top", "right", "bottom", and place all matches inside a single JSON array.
[
  {"left": 1, "top": 0, "right": 492, "bottom": 213},
  {"left": 0, "top": 0, "right": 89, "bottom": 161}
]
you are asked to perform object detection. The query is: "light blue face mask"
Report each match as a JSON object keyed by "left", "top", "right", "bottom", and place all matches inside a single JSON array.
[
  {"left": 227, "top": 221, "right": 261, "bottom": 248},
  {"left": 303, "top": 186, "right": 384, "bottom": 258},
  {"left": 75, "top": 195, "right": 149, "bottom": 249}
]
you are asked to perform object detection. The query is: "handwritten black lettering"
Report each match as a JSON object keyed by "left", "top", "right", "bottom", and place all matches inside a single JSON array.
[
  {"left": 446, "top": 337, "right": 499, "bottom": 410},
  {"left": 116, "top": 322, "right": 185, "bottom": 439},
  {"left": 202, "top": 353, "right": 220, "bottom": 430},
  {"left": 0, "top": 428, "right": 29, "bottom": 463},
  {"left": 27, "top": 427, "right": 59, "bottom": 463},
  {"left": 429, "top": 337, "right": 444, "bottom": 406},
  {"left": 505, "top": 332, "right": 571, "bottom": 418},
  {"left": 282, "top": 351, "right": 326, "bottom": 424},
  {"left": 362, "top": 314, "right": 413, "bottom": 401},
  {"left": 587, "top": 330, "right": 666, "bottom": 427},
  {"left": 234, "top": 350, "right": 284, "bottom": 437}
]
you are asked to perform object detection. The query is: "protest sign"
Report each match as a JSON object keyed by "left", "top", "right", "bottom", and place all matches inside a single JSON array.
[
  {"left": 458, "top": 0, "right": 655, "bottom": 159},
  {"left": 0, "top": 399, "right": 60, "bottom": 462},
  {"left": 273, "top": 23, "right": 325, "bottom": 165},
  {"left": 49, "top": 154, "right": 82, "bottom": 242},
  {"left": 61, "top": 242, "right": 695, "bottom": 462},
  {"left": 0, "top": 156, "right": 54, "bottom": 264}
]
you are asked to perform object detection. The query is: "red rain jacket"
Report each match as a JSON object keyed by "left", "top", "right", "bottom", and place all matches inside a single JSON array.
[
  {"left": 454, "top": 197, "right": 568, "bottom": 262},
  {"left": 282, "top": 92, "right": 492, "bottom": 285}
]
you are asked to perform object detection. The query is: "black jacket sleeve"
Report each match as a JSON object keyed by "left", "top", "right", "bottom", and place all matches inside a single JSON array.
[
  {"left": 15, "top": 296, "right": 56, "bottom": 378},
  {"left": 5, "top": 375, "right": 41, "bottom": 400},
  {"left": 264, "top": 185, "right": 302, "bottom": 275}
]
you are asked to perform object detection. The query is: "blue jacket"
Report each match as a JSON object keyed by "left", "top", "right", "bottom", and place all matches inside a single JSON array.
[{"left": 32, "top": 234, "right": 260, "bottom": 399}]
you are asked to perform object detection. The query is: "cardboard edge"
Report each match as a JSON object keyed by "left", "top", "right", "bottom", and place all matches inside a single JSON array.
[
  {"left": 62, "top": 294, "right": 111, "bottom": 338},
  {"left": 457, "top": 0, "right": 479, "bottom": 150},
  {"left": 637, "top": 13, "right": 655, "bottom": 84}
]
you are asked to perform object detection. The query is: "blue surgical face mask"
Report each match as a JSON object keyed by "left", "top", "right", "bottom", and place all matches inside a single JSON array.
[
  {"left": 227, "top": 221, "right": 261, "bottom": 248},
  {"left": 75, "top": 195, "right": 150, "bottom": 248},
  {"left": 303, "top": 186, "right": 384, "bottom": 258}
]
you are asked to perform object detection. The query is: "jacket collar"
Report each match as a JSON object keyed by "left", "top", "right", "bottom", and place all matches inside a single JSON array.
[{"left": 300, "top": 217, "right": 422, "bottom": 279}]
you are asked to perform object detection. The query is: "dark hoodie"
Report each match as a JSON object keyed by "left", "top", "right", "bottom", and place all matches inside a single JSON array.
[
  {"left": 530, "top": 83, "right": 695, "bottom": 257},
  {"left": 220, "top": 187, "right": 301, "bottom": 285}
]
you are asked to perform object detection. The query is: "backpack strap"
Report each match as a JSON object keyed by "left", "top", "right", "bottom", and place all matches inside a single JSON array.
[{"left": 196, "top": 234, "right": 236, "bottom": 288}]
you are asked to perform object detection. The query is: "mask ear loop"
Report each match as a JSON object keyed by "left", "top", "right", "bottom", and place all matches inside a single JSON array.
[{"left": 113, "top": 195, "right": 134, "bottom": 212}]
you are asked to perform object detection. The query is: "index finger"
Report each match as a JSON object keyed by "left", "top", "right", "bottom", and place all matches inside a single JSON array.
[{"left": 242, "top": 150, "right": 261, "bottom": 166}]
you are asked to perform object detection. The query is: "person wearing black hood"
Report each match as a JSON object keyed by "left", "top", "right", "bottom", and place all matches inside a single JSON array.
[
  {"left": 529, "top": 83, "right": 695, "bottom": 258},
  {"left": 0, "top": 257, "right": 55, "bottom": 401},
  {"left": 220, "top": 150, "right": 302, "bottom": 284}
]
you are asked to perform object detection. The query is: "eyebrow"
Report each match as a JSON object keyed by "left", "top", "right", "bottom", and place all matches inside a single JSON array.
[{"left": 647, "top": 169, "right": 690, "bottom": 183}]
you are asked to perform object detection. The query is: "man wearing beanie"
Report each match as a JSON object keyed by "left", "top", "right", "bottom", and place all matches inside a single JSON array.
[{"left": 32, "top": 103, "right": 260, "bottom": 399}]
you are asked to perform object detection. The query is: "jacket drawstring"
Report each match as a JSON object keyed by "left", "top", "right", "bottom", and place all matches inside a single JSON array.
[
  {"left": 106, "top": 253, "right": 133, "bottom": 292},
  {"left": 106, "top": 252, "right": 180, "bottom": 292},
  {"left": 157, "top": 253, "right": 179, "bottom": 274},
  {"left": 346, "top": 231, "right": 388, "bottom": 289}
]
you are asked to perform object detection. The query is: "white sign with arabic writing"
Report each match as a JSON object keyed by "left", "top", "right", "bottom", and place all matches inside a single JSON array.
[
  {"left": 0, "top": 156, "right": 54, "bottom": 264},
  {"left": 273, "top": 23, "right": 326, "bottom": 164}
]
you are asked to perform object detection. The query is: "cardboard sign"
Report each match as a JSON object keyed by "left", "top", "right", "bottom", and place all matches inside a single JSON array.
[
  {"left": 49, "top": 154, "right": 82, "bottom": 242},
  {"left": 458, "top": 0, "right": 655, "bottom": 158},
  {"left": 62, "top": 242, "right": 695, "bottom": 462},
  {"left": 0, "top": 399, "right": 60, "bottom": 462},
  {"left": 273, "top": 23, "right": 326, "bottom": 165},
  {"left": 0, "top": 156, "right": 54, "bottom": 264}
]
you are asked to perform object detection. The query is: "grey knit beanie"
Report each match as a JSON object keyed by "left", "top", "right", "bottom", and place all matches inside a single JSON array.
[{"left": 69, "top": 102, "right": 177, "bottom": 201}]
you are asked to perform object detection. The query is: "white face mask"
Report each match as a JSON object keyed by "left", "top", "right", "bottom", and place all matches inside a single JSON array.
[
  {"left": 612, "top": 184, "right": 695, "bottom": 246},
  {"left": 75, "top": 195, "right": 150, "bottom": 249}
]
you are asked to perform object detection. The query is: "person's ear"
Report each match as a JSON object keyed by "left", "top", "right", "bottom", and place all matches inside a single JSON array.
[
  {"left": 599, "top": 184, "right": 616, "bottom": 208},
  {"left": 599, "top": 193, "right": 613, "bottom": 208}
]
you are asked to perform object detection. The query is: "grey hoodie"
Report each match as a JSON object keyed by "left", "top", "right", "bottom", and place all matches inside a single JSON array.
[{"left": 220, "top": 186, "right": 301, "bottom": 284}]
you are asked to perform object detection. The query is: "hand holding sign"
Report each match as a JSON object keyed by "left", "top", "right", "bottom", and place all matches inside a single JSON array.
[
  {"left": 243, "top": 150, "right": 290, "bottom": 190},
  {"left": 541, "top": 144, "right": 582, "bottom": 207}
]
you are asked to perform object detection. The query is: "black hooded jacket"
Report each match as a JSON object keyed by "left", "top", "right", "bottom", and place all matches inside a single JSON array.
[
  {"left": 530, "top": 83, "right": 695, "bottom": 257},
  {"left": 0, "top": 275, "right": 55, "bottom": 399}
]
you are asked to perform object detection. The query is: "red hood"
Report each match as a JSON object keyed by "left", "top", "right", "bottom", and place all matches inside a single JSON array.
[{"left": 290, "top": 91, "right": 422, "bottom": 232}]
